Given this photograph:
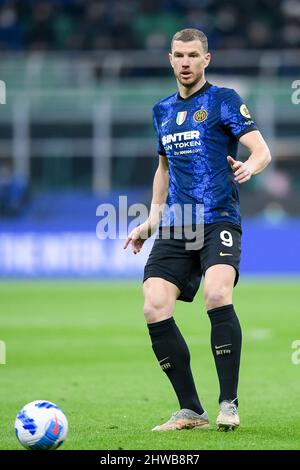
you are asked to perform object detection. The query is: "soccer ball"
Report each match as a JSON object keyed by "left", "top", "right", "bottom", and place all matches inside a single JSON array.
[{"left": 15, "top": 400, "right": 68, "bottom": 450}]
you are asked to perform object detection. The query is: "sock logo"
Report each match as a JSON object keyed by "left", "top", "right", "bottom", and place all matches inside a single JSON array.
[
  {"left": 215, "top": 344, "right": 232, "bottom": 356},
  {"left": 159, "top": 357, "right": 172, "bottom": 371}
]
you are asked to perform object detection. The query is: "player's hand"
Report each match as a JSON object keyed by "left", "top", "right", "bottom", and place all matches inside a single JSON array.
[
  {"left": 123, "top": 222, "right": 151, "bottom": 254},
  {"left": 227, "top": 155, "right": 253, "bottom": 184}
]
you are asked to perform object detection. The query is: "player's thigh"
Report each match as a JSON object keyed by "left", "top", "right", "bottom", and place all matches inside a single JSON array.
[
  {"left": 203, "top": 264, "right": 236, "bottom": 310},
  {"left": 144, "top": 232, "right": 198, "bottom": 305},
  {"left": 201, "top": 222, "right": 241, "bottom": 309},
  {"left": 143, "top": 277, "right": 180, "bottom": 323}
]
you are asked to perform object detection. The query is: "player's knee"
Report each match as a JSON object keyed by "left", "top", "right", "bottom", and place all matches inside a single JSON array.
[
  {"left": 143, "top": 296, "right": 174, "bottom": 324},
  {"left": 204, "top": 286, "right": 231, "bottom": 310}
]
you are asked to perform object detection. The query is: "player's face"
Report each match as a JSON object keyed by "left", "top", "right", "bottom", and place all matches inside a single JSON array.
[{"left": 169, "top": 40, "right": 211, "bottom": 89}]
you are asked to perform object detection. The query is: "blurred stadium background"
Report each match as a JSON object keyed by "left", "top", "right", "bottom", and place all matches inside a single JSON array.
[
  {"left": 1, "top": 0, "right": 300, "bottom": 452},
  {"left": 0, "top": 0, "right": 299, "bottom": 278}
]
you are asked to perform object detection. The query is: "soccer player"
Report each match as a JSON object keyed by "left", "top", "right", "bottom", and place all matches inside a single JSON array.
[{"left": 124, "top": 28, "right": 271, "bottom": 431}]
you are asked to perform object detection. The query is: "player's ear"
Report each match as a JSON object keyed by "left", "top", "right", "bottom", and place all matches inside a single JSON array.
[
  {"left": 204, "top": 53, "right": 211, "bottom": 68},
  {"left": 169, "top": 52, "right": 174, "bottom": 68}
]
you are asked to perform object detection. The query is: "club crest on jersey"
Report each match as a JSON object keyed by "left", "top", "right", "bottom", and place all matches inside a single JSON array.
[
  {"left": 193, "top": 109, "right": 208, "bottom": 123},
  {"left": 176, "top": 111, "right": 187, "bottom": 125}
]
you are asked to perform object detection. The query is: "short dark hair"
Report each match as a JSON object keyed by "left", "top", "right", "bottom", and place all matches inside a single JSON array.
[{"left": 171, "top": 28, "right": 208, "bottom": 53}]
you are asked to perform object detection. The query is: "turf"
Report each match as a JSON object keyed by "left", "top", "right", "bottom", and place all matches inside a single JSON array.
[{"left": 0, "top": 280, "right": 299, "bottom": 450}]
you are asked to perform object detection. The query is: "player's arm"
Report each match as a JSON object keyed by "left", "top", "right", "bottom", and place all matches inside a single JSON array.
[
  {"left": 227, "top": 130, "right": 272, "bottom": 184},
  {"left": 124, "top": 154, "right": 169, "bottom": 253}
]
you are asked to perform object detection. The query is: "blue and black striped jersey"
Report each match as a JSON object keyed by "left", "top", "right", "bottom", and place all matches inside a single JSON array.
[{"left": 153, "top": 81, "right": 258, "bottom": 226}]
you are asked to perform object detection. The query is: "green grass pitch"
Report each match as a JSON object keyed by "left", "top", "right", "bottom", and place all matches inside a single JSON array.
[{"left": 0, "top": 280, "right": 299, "bottom": 450}]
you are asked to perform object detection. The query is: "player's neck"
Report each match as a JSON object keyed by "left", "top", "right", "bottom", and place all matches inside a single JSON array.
[{"left": 178, "top": 77, "right": 207, "bottom": 100}]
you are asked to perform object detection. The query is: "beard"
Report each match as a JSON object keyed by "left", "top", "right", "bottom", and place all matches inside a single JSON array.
[{"left": 176, "top": 70, "right": 204, "bottom": 89}]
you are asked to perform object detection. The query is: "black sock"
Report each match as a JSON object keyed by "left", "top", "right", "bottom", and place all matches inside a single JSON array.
[
  {"left": 147, "top": 317, "right": 204, "bottom": 415},
  {"left": 207, "top": 304, "right": 242, "bottom": 405}
]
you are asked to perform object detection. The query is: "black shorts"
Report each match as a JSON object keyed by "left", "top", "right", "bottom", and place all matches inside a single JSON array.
[{"left": 143, "top": 222, "right": 242, "bottom": 302}]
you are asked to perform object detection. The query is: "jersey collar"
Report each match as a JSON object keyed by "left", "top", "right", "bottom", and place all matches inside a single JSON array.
[{"left": 177, "top": 81, "right": 212, "bottom": 101}]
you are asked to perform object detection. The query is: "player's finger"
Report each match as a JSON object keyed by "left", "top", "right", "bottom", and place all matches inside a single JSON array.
[
  {"left": 124, "top": 227, "right": 142, "bottom": 250},
  {"left": 131, "top": 238, "right": 142, "bottom": 253},
  {"left": 235, "top": 167, "right": 251, "bottom": 179},
  {"left": 227, "top": 156, "right": 241, "bottom": 170},
  {"left": 234, "top": 166, "right": 247, "bottom": 177},
  {"left": 235, "top": 170, "right": 248, "bottom": 180},
  {"left": 236, "top": 174, "right": 251, "bottom": 184},
  {"left": 227, "top": 155, "right": 236, "bottom": 166},
  {"left": 123, "top": 236, "right": 132, "bottom": 249}
]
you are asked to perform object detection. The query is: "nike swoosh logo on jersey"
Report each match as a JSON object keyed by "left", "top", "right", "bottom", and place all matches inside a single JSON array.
[
  {"left": 219, "top": 252, "right": 233, "bottom": 256},
  {"left": 215, "top": 344, "right": 232, "bottom": 349},
  {"left": 161, "top": 119, "right": 171, "bottom": 127}
]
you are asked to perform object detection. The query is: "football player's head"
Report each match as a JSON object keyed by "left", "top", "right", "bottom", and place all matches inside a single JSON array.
[{"left": 169, "top": 29, "right": 211, "bottom": 89}]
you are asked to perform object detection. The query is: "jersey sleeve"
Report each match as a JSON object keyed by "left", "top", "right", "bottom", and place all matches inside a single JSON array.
[
  {"left": 153, "top": 107, "right": 166, "bottom": 156},
  {"left": 220, "top": 89, "right": 258, "bottom": 139}
]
